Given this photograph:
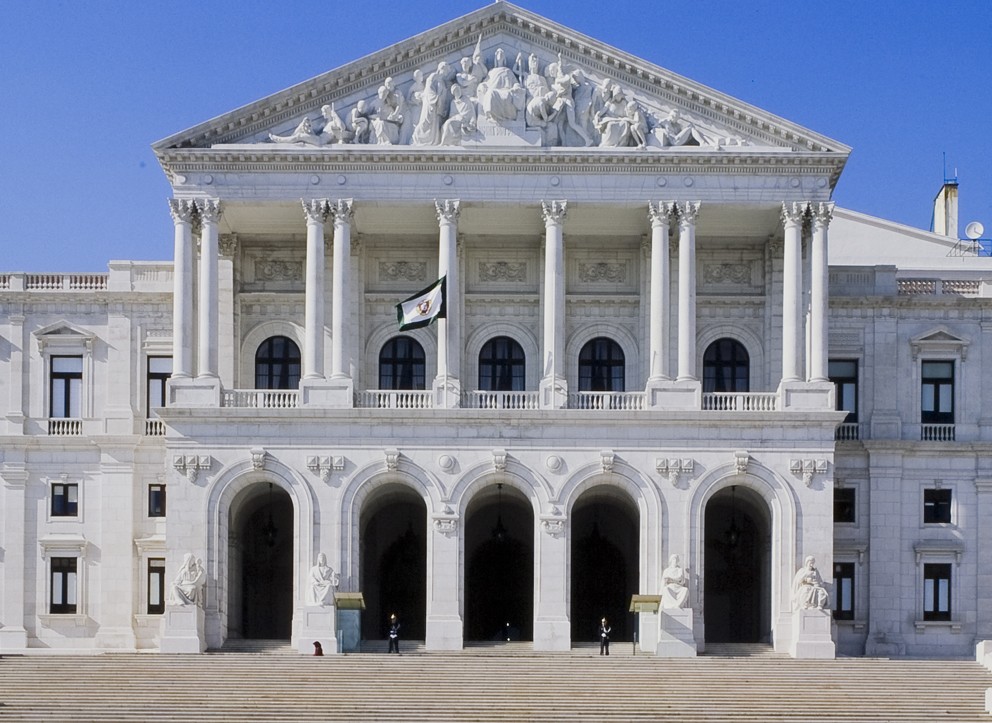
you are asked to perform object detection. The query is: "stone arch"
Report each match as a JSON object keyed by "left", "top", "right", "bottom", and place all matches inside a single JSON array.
[
  {"left": 697, "top": 324, "right": 766, "bottom": 392},
  {"left": 566, "top": 323, "right": 640, "bottom": 392},
  {"left": 464, "top": 322, "right": 541, "bottom": 391},
  {"left": 239, "top": 321, "right": 306, "bottom": 389}
]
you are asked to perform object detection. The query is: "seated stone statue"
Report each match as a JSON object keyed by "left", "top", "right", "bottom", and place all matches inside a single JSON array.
[
  {"left": 661, "top": 554, "right": 689, "bottom": 609},
  {"left": 307, "top": 552, "right": 340, "bottom": 606},
  {"left": 268, "top": 116, "right": 321, "bottom": 145},
  {"left": 792, "top": 556, "right": 829, "bottom": 611},
  {"left": 658, "top": 109, "right": 708, "bottom": 146},
  {"left": 170, "top": 552, "right": 205, "bottom": 607}
]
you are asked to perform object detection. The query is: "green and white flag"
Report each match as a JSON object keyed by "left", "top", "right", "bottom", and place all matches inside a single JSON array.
[{"left": 396, "top": 276, "right": 446, "bottom": 331}]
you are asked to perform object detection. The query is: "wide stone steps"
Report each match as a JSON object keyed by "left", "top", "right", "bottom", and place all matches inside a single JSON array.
[{"left": 1, "top": 649, "right": 989, "bottom": 721}]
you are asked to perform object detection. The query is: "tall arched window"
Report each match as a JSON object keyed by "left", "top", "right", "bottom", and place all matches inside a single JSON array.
[
  {"left": 255, "top": 336, "right": 301, "bottom": 390},
  {"left": 478, "top": 336, "right": 525, "bottom": 391},
  {"left": 379, "top": 337, "right": 426, "bottom": 390},
  {"left": 703, "top": 338, "right": 750, "bottom": 393},
  {"left": 578, "top": 338, "right": 625, "bottom": 392}
]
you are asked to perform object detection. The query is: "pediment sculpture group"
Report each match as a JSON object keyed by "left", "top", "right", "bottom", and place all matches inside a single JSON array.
[{"left": 269, "top": 38, "right": 739, "bottom": 150}]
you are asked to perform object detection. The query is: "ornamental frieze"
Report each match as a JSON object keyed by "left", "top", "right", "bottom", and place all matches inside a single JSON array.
[
  {"left": 379, "top": 261, "right": 427, "bottom": 283},
  {"left": 479, "top": 261, "right": 527, "bottom": 283}
]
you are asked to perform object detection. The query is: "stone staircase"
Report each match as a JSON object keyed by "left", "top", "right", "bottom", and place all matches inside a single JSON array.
[{"left": 1, "top": 646, "right": 990, "bottom": 721}]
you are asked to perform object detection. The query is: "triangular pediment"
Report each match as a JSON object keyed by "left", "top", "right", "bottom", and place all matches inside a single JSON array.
[
  {"left": 910, "top": 326, "right": 970, "bottom": 360},
  {"left": 154, "top": 2, "right": 848, "bottom": 162},
  {"left": 33, "top": 321, "right": 96, "bottom": 353}
]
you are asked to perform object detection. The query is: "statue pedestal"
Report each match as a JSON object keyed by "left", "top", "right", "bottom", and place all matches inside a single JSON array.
[
  {"left": 789, "top": 609, "right": 835, "bottom": 659},
  {"left": 295, "top": 605, "right": 337, "bottom": 655},
  {"left": 0, "top": 625, "right": 28, "bottom": 652},
  {"left": 657, "top": 608, "right": 697, "bottom": 657},
  {"left": 159, "top": 605, "right": 206, "bottom": 654},
  {"left": 976, "top": 640, "right": 992, "bottom": 672}
]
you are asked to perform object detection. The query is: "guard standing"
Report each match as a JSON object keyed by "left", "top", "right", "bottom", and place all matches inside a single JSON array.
[
  {"left": 599, "top": 617, "right": 611, "bottom": 656},
  {"left": 387, "top": 613, "right": 401, "bottom": 654}
]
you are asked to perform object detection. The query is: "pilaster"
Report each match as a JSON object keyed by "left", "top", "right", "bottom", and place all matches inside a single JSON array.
[
  {"left": 195, "top": 199, "right": 222, "bottom": 382},
  {"left": 0, "top": 463, "right": 29, "bottom": 651},
  {"left": 676, "top": 202, "right": 700, "bottom": 383},
  {"left": 540, "top": 200, "right": 568, "bottom": 409},
  {"left": 93, "top": 447, "right": 137, "bottom": 650},
  {"left": 426, "top": 509, "right": 463, "bottom": 650},
  {"left": 433, "top": 200, "right": 462, "bottom": 408},
  {"left": 168, "top": 199, "right": 196, "bottom": 379},
  {"left": 780, "top": 202, "right": 807, "bottom": 384}
]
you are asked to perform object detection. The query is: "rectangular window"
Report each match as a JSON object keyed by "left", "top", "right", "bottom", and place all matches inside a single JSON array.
[
  {"left": 829, "top": 360, "right": 859, "bottom": 423},
  {"left": 147, "top": 558, "right": 166, "bottom": 614},
  {"left": 833, "top": 562, "right": 855, "bottom": 620},
  {"left": 50, "top": 356, "right": 83, "bottom": 418},
  {"left": 51, "top": 482, "right": 79, "bottom": 517},
  {"left": 923, "top": 563, "right": 951, "bottom": 620},
  {"left": 834, "top": 487, "right": 856, "bottom": 524},
  {"left": 50, "top": 557, "right": 78, "bottom": 614},
  {"left": 921, "top": 361, "right": 954, "bottom": 424},
  {"left": 147, "top": 357, "right": 172, "bottom": 416},
  {"left": 923, "top": 488, "right": 952, "bottom": 524},
  {"left": 148, "top": 484, "right": 166, "bottom": 518}
]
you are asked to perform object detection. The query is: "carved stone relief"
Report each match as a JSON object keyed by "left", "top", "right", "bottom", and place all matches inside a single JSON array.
[{"left": 379, "top": 261, "right": 427, "bottom": 283}]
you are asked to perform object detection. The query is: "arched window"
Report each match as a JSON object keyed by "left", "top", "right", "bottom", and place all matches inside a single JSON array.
[
  {"left": 703, "top": 338, "right": 750, "bottom": 393},
  {"left": 478, "top": 336, "right": 525, "bottom": 391},
  {"left": 379, "top": 337, "right": 426, "bottom": 390},
  {"left": 578, "top": 338, "right": 625, "bottom": 392},
  {"left": 255, "top": 336, "right": 301, "bottom": 390}
]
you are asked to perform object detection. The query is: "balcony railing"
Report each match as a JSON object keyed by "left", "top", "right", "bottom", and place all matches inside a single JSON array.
[
  {"left": 835, "top": 422, "right": 862, "bottom": 441},
  {"left": 921, "top": 423, "right": 955, "bottom": 442},
  {"left": 701, "top": 393, "right": 778, "bottom": 412},
  {"left": 26, "top": 273, "right": 108, "bottom": 291},
  {"left": 48, "top": 418, "right": 83, "bottom": 436},
  {"left": 461, "top": 391, "right": 540, "bottom": 410},
  {"left": 568, "top": 392, "right": 645, "bottom": 410},
  {"left": 222, "top": 390, "right": 299, "bottom": 409},
  {"left": 144, "top": 419, "right": 166, "bottom": 436},
  {"left": 355, "top": 390, "right": 434, "bottom": 409}
]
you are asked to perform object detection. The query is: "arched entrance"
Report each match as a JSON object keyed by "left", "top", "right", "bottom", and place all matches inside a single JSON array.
[
  {"left": 360, "top": 484, "right": 427, "bottom": 642},
  {"left": 227, "top": 482, "right": 294, "bottom": 639},
  {"left": 570, "top": 487, "right": 639, "bottom": 643},
  {"left": 464, "top": 483, "right": 534, "bottom": 642},
  {"left": 703, "top": 485, "right": 771, "bottom": 643}
]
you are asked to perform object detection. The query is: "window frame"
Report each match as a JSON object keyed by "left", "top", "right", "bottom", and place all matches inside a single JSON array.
[
  {"left": 478, "top": 336, "right": 526, "bottom": 392},
  {"left": 255, "top": 336, "right": 302, "bottom": 390},
  {"left": 703, "top": 338, "right": 750, "bottom": 394},
  {"left": 923, "top": 487, "right": 953, "bottom": 525},
  {"left": 146, "top": 356, "right": 172, "bottom": 417},
  {"left": 828, "top": 359, "right": 859, "bottom": 423},
  {"left": 577, "top": 337, "right": 625, "bottom": 393},
  {"left": 39, "top": 535, "right": 87, "bottom": 620},
  {"left": 148, "top": 483, "right": 167, "bottom": 518},
  {"left": 832, "top": 561, "right": 855, "bottom": 621},
  {"left": 920, "top": 359, "right": 955, "bottom": 425},
  {"left": 379, "top": 336, "right": 427, "bottom": 391},
  {"left": 49, "top": 557, "right": 79, "bottom": 615},
  {"left": 833, "top": 486, "right": 856, "bottom": 525},
  {"left": 49, "top": 355, "right": 83, "bottom": 419},
  {"left": 922, "top": 563, "right": 952, "bottom": 622},
  {"left": 147, "top": 558, "right": 166, "bottom": 615},
  {"left": 35, "top": 324, "right": 95, "bottom": 422},
  {"left": 51, "top": 480, "right": 79, "bottom": 518}
]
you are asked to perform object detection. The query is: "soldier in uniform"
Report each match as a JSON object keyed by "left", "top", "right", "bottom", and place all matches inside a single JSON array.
[
  {"left": 387, "top": 613, "right": 401, "bottom": 654},
  {"left": 599, "top": 617, "right": 612, "bottom": 655}
]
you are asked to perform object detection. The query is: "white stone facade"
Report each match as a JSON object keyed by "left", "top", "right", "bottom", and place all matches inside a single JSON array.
[{"left": 1, "top": 3, "right": 990, "bottom": 659}]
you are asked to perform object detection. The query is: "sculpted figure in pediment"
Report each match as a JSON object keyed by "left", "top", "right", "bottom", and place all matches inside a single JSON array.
[
  {"left": 476, "top": 47, "right": 525, "bottom": 123},
  {"left": 412, "top": 61, "right": 454, "bottom": 145},
  {"left": 657, "top": 109, "right": 708, "bottom": 147},
  {"left": 455, "top": 36, "right": 488, "bottom": 99},
  {"left": 349, "top": 100, "right": 372, "bottom": 144},
  {"left": 545, "top": 54, "right": 593, "bottom": 146},
  {"left": 371, "top": 77, "right": 405, "bottom": 145},
  {"left": 440, "top": 84, "right": 478, "bottom": 146},
  {"left": 319, "top": 103, "right": 352, "bottom": 144},
  {"left": 268, "top": 116, "right": 322, "bottom": 145},
  {"left": 401, "top": 69, "right": 425, "bottom": 144}
]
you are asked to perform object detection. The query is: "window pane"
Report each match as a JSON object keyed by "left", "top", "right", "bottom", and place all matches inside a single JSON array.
[
  {"left": 937, "top": 385, "right": 952, "bottom": 413},
  {"left": 924, "top": 579, "right": 934, "bottom": 612},
  {"left": 68, "top": 378, "right": 82, "bottom": 417},
  {"left": 52, "top": 356, "right": 82, "bottom": 373},
  {"left": 148, "top": 357, "right": 172, "bottom": 374},
  {"left": 53, "top": 571, "right": 64, "bottom": 604},
  {"left": 66, "top": 572, "right": 77, "bottom": 605}
]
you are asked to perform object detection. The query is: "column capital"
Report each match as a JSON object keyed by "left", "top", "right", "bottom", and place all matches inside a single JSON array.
[
  {"left": 675, "top": 201, "right": 701, "bottom": 227},
  {"left": 302, "top": 199, "right": 330, "bottom": 224},
  {"left": 541, "top": 200, "right": 568, "bottom": 225},
  {"left": 648, "top": 201, "right": 676, "bottom": 227},
  {"left": 811, "top": 201, "right": 835, "bottom": 230},
  {"left": 435, "top": 199, "right": 461, "bottom": 223},
  {"left": 329, "top": 198, "right": 354, "bottom": 225},
  {"left": 781, "top": 201, "right": 809, "bottom": 228},
  {"left": 219, "top": 234, "right": 238, "bottom": 257},
  {"left": 195, "top": 199, "right": 223, "bottom": 225},
  {"left": 168, "top": 199, "right": 196, "bottom": 225}
]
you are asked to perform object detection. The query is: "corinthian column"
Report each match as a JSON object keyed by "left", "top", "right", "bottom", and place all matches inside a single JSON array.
[
  {"left": 196, "top": 199, "right": 222, "bottom": 380},
  {"left": 303, "top": 199, "right": 330, "bottom": 380},
  {"left": 169, "top": 199, "right": 196, "bottom": 379},
  {"left": 781, "top": 202, "right": 807, "bottom": 383},
  {"left": 648, "top": 202, "right": 674, "bottom": 382},
  {"left": 434, "top": 200, "right": 461, "bottom": 406},
  {"left": 541, "top": 200, "right": 568, "bottom": 408},
  {"left": 809, "top": 202, "right": 833, "bottom": 382},
  {"left": 329, "top": 200, "right": 354, "bottom": 380},
  {"left": 676, "top": 202, "right": 700, "bottom": 382}
]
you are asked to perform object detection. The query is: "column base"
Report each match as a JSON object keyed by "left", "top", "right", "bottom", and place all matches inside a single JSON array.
[
  {"left": 539, "top": 375, "right": 567, "bottom": 410},
  {"left": 300, "top": 377, "right": 354, "bottom": 408},
  {"left": 0, "top": 626, "right": 28, "bottom": 652},
  {"left": 777, "top": 380, "right": 834, "bottom": 411},
  {"left": 167, "top": 377, "right": 221, "bottom": 407},
  {"left": 159, "top": 605, "right": 206, "bottom": 654},
  {"left": 789, "top": 609, "right": 835, "bottom": 659},
  {"left": 426, "top": 615, "right": 463, "bottom": 651},
  {"left": 657, "top": 608, "right": 697, "bottom": 657},
  {"left": 533, "top": 616, "right": 571, "bottom": 651},
  {"left": 977, "top": 641, "right": 992, "bottom": 671},
  {"left": 295, "top": 605, "right": 338, "bottom": 655},
  {"left": 432, "top": 376, "right": 462, "bottom": 409},
  {"left": 646, "top": 379, "right": 701, "bottom": 410}
]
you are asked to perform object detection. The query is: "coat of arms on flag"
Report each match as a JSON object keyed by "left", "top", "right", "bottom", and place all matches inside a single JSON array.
[{"left": 396, "top": 277, "right": 446, "bottom": 331}]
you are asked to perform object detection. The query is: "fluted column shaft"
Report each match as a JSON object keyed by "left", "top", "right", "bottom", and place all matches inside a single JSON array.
[
  {"left": 196, "top": 199, "right": 221, "bottom": 380},
  {"left": 303, "top": 200, "right": 330, "bottom": 380},
  {"left": 676, "top": 202, "right": 700, "bottom": 382},
  {"left": 330, "top": 200, "right": 354, "bottom": 380},
  {"left": 436, "top": 200, "right": 460, "bottom": 383},
  {"left": 648, "top": 202, "right": 674, "bottom": 381},
  {"left": 781, "top": 203, "right": 806, "bottom": 383},
  {"left": 810, "top": 202, "right": 833, "bottom": 382},
  {"left": 169, "top": 199, "right": 196, "bottom": 379},
  {"left": 542, "top": 201, "right": 567, "bottom": 383}
]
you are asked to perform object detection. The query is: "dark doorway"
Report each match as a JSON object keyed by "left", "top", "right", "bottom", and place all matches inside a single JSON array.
[
  {"left": 703, "top": 485, "right": 771, "bottom": 644},
  {"left": 570, "top": 489, "right": 639, "bottom": 643},
  {"left": 234, "top": 483, "right": 294, "bottom": 639},
  {"left": 464, "top": 484, "right": 534, "bottom": 641},
  {"left": 360, "top": 486, "right": 427, "bottom": 641}
]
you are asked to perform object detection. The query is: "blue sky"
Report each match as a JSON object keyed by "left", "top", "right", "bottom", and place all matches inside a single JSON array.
[{"left": 2, "top": 0, "right": 990, "bottom": 271}]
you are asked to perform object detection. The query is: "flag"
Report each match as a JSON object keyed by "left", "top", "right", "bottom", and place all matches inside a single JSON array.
[{"left": 396, "top": 276, "right": 446, "bottom": 331}]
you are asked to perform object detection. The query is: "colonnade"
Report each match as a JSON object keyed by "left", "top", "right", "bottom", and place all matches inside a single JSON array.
[{"left": 168, "top": 198, "right": 834, "bottom": 404}]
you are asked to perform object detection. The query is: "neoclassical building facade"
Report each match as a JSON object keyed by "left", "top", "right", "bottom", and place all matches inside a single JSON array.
[{"left": 2, "top": 2, "right": 991, "bottom": 660}]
